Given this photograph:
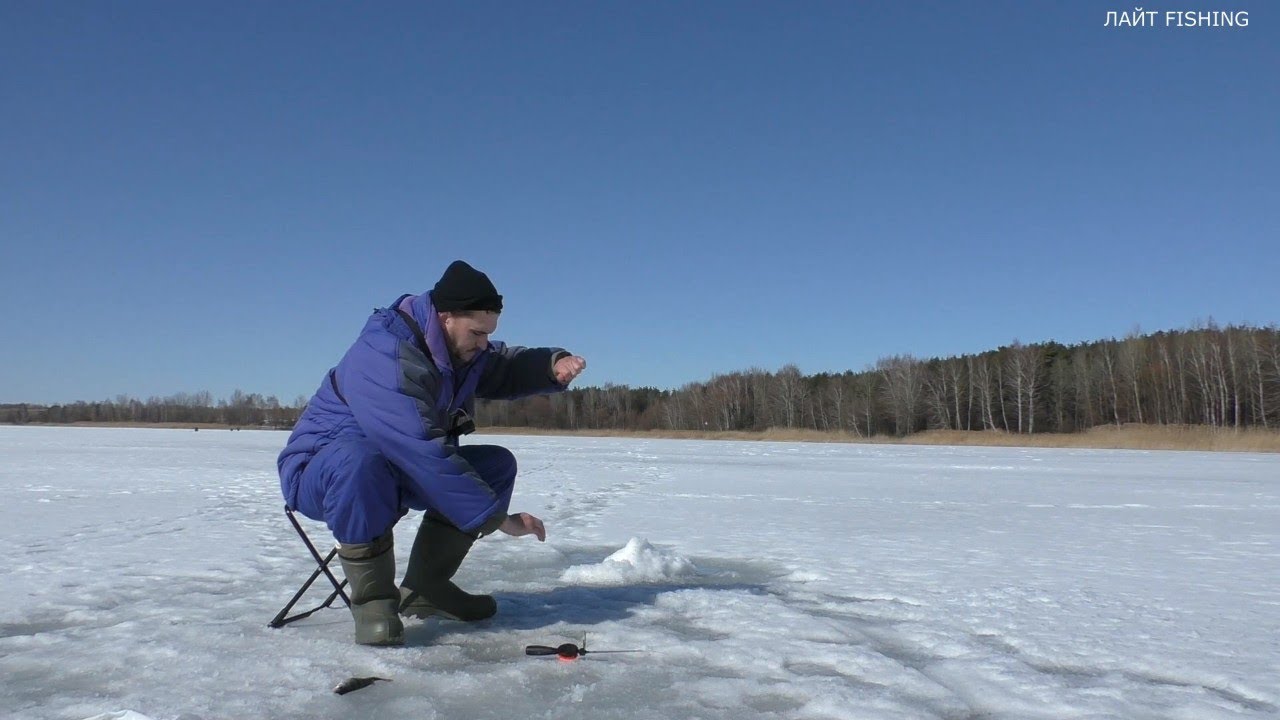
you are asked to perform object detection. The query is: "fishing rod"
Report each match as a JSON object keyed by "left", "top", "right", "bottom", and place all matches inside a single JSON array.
[
  {"left": 334, "top": 633, "right": 640, "bottom": 694},
  {"left": 525, "top": 633, "right": 643, "bottom": 661}
]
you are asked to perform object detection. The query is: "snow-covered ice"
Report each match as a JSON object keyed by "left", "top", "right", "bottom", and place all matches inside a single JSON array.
[{"left": 2, "top": 426, "right": 1277, "bottom": 719}]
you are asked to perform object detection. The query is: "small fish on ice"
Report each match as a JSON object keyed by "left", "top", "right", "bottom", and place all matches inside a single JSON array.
[{"left": 333, "top": 676, "right": 390, "bottom": 695}]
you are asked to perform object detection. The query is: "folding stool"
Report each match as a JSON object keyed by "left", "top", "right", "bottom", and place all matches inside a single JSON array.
[{"left": 268, "top": 506, "right": 351, "bottom": 628}]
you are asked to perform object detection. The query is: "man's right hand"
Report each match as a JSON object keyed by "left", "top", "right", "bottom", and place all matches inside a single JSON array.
[{"left": 553, "top": 355, "right": 587, "bottom": 385}]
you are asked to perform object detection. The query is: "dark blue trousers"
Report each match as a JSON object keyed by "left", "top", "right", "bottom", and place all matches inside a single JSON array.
[{"left": 293, "top": 436, "right": 516, "bottom": 544}]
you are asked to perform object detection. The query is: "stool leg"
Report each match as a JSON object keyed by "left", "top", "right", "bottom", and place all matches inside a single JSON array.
[
  {"left": 289, "top": 509, "right": 351, "bottom": 608},
  {"left": 269, "top": 507, "right": 352, "bottom": 629}
]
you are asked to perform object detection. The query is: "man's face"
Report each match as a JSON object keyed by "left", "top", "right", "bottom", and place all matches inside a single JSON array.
[{"left": 439, "top": 311, "right": 499, "bottom": 365}]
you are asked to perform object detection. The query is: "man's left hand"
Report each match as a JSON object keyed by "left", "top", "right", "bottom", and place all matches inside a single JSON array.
[
  {"left": 554, "top": 355, "right": 587, "bottom": 385},
  {"left": 499, "top": 512, "right": 546, "bottom": 542}
]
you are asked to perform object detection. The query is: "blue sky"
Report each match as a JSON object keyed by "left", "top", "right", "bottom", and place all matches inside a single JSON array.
[{"left": 2, "top": 2, "right": 1276, "bottom": 404}]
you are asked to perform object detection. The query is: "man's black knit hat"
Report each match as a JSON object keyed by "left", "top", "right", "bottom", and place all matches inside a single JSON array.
[{"left": 431, "top": 260, "right": 503, "bottom": 313}]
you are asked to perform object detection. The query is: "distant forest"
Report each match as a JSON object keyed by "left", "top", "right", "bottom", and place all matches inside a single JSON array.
[{"left": 4, "top": 325, "right": 1278, "bottom": 436}]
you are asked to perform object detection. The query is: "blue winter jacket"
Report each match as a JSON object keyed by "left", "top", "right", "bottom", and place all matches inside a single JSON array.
[{"left": 278, "top": 292, "right": 567, "bottom": 533}]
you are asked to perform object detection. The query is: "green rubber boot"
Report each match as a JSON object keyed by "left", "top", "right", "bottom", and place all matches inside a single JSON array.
[
  {"left": 399, "top": 516, "right": 497, "bottom": 622},
  {"left": 338, "top": 533, "right": 405, "bottom": 646}
]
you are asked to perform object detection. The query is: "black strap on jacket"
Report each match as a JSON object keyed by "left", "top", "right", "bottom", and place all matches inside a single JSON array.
[
  {"left": 329, "top": 307, "right": 432, "bottom": 406},
  {"left": 395, "top": 307, "right": 432, "bottom": 361},
  {"left": 328, "top": 369, "right": 347, "bottom": 405},
  {"left": 328, "top": 306, "right": 467, "bottom": 445}
]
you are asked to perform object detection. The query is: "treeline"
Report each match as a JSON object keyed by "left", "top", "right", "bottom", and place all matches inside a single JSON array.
[
  {"left": 1, "top": 390, "right": 308, "bottom": 428},
  {"left": 475, "top": 325, "right": 1280, "bottom": 436},
  {"left": 5, "top": 325, "right": 1279, "bottom": 437}
]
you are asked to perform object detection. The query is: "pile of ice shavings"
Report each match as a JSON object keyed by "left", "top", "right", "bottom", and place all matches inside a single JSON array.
[{"left": 559, "top": 537, "right": 697, "bottom": 585}]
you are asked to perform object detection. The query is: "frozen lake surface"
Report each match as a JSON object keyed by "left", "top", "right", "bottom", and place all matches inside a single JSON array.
[{"left": 1, "top": 426, "right": 1277, "bottom": 719}]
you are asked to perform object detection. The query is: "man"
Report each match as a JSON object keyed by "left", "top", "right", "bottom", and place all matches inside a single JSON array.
[{"left": 278, "top": 260, "right": 586, "bottom": 646}]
